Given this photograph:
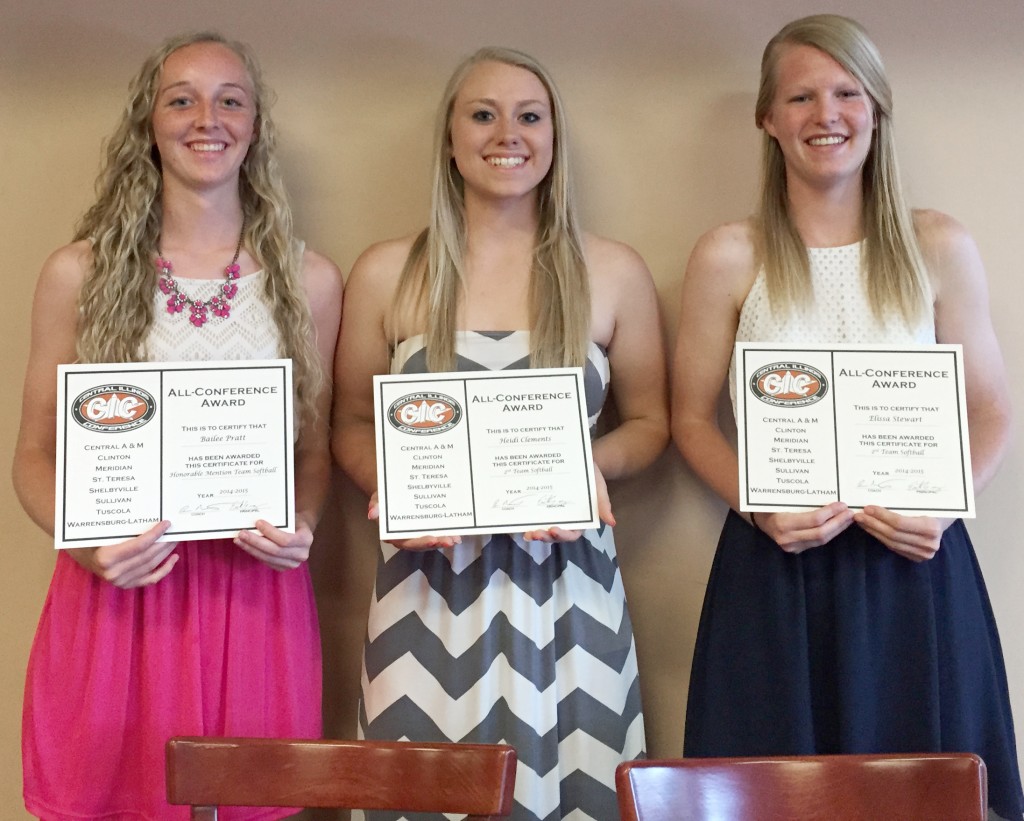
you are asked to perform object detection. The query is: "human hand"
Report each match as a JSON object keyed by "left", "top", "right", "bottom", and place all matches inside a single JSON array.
[
  {"left": 853, "top": 505, "right": 951, "bottom": 562},
  {"left": 523, "top": 463, "right": 615, "bottom": 543},
  {"left": 368, "top": 491, "right": 462, "bottom": 551},
  {"left": 751, "top": 501, "right": 854, "bottom": 554},
  {"left": 234, "top": 515, "right": 316, "bottom": 570},
  {"left": 67, "top": 520, "right": 179, "bottom": 588}
]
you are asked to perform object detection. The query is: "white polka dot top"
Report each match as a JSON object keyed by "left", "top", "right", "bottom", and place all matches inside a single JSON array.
[{"left": 729, "top": 242, "right": 935, "bottom": 410}]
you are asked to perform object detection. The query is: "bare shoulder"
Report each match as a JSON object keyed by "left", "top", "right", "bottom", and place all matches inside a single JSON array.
[
  {"left": 581, "top": 232, "right": 651, "bottom": 292},
  {"left": 40, "top": 239, "right": 92, "bottom": 295},
  {"left": 688, "top": 219, "right": 757, "bottom": 275},
  {"left": 681, "top": 219, "right": 759, "bottom": 312},
  {"left": 347, "top": 233, "right": 420, "bottom": 292},
  {"left": 300, "top": 247, "right": 344, "bottom": 301},
  {"left": 912, "top": 208, "right": 984, "bottom": 296},
  {"left": 912, "top": 208, "right": 973, "bottom": 256}
]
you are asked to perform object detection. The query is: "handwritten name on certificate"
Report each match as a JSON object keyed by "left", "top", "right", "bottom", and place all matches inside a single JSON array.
[
  {"left": 55, "top": 359, "right": 295, "bottom": 549},
  {"left": 735, "top": 343, "right": 974, "bottom": 517},
  {"left": 374, "top": 368, "right": 599, "bottom": 539}
]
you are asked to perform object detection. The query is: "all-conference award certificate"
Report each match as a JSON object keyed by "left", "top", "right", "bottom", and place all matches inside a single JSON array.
[
  {"left": 55, "top": 359, "right": 294, "bottom": 548},
  {"left": 374, "top": 368, "right": 599, "bottom": 539},
  {"left": 735, "top": 343, "right": 974, "bottom": 517}
]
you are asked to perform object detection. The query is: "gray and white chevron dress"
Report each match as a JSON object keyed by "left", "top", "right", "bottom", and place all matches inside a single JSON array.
[{"left": 359, "top": 330, "right": 645, "bottom": 821}]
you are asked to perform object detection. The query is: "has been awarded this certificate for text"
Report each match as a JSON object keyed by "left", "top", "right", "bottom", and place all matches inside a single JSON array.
[
  {"left": 55, "top": 359, "right": 295, "bottom": 549},
  {"left": 374, "top": 367, "right": 599, "bottom": 539},
  {"left": 735, "top": 343, "right": 974, "bottom": 517}
]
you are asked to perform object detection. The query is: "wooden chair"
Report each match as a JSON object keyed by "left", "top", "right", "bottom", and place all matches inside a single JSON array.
[
  {"left": 616, "top": 753, "right": 987, "bottom": 821},
  {"left": 166, "top": 736, "right": 517, "bottom": 820}
]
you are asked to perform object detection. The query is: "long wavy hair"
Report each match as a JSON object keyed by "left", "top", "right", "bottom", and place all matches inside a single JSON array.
[
  {"left": 73, "top": 31, "right": 322, "bottom": 425},
  {"left": 391, "top": 46, "right": 590, "bottom": 370},
  {"left": 754, "top": 14, "right": 929, "bottom": 324}
]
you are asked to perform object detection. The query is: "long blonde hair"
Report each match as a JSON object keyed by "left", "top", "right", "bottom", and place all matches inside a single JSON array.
[
  {"left": 73, "top": 31, "right": 322, "bottom": 425},
  {"left": 754, "top": 14, "right": 929, "bottom": 324},
  {"left": 392, "top": 46, "right": 590, "bottom": 371}
]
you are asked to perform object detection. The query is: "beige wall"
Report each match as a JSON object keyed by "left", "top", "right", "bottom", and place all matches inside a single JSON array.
[{"left": 2, "top": 0, "right": 1021, "bottom": 816}]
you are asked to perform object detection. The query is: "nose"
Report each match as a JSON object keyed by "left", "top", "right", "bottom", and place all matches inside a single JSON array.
[
  {"left": 815, "top": 96, "right": 839, "bottom": 125},
  {"left": 496, "top": 115, "right": 521, "bottom": 146},
  {"left": 195, "top": 99, "right": 219, "bottom": 129}
]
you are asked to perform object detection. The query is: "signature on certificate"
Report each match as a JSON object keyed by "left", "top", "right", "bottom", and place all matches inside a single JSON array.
[
  {"left": 857, "top": 478, "right": 894, "bottom": 492},
  {"left": 180, "top": 499, "right": 265, "bottom": 515},
  {"left": 856, "top": 477, "right": 944, "bottom": 494},
  {"left": 493, "top": 493, "right": 569, "bottom": 511}
]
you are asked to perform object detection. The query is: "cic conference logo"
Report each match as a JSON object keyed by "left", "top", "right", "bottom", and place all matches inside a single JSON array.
[
  {"left": 387, "top": 392, "right": 463, "bottom": 435},
  {"left": 71, "top": 385, "right": 157, "bottom": 432},
  {"left": 749, "top": 362, "right": 829, "bottom": 408}
]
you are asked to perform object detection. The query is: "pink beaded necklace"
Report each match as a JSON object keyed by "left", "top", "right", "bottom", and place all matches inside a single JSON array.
[{"left": 156, "top": 223, "right": 245, "bottom": 328}]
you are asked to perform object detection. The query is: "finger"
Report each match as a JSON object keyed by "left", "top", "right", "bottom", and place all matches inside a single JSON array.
[
  {"left": 594, "top": 468, "right": 615, "bottom": 527},
  {"left": 123, "top": 553, "right": 181, "bottom": 588},
  {"left": 235, "top": 538, "right": 304, "bottom": 570},
  {"left": 523, "top": 527, "right": 584, "bottom": 543},
  {"left": 234, "top": 528, "right": 309, "bottom": 569},
  {"left": 388, "top": 535, "right": 461, "bottom": 550},
  {"left": 95, "top": 537, "right": 179, "bottom": 584},
  {"left": 854, "top": 513, "right": 939, "bottom": 561}
]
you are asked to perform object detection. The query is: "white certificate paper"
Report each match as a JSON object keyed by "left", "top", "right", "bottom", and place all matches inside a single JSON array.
[
  {"left": 374, "top": 367, "right": 599, "bottom": 539},
  {"left": 735, "top": 343, "right": 974, "bottom": 517},
  {"left": 55, "top": 359, "right": 295, "bottom": 548}
]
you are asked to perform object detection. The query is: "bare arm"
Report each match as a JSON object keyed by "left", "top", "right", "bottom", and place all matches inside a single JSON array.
[
  {"left": 13, "top": 243, "right": 179, "bottom": 586},
  {"left": 926, "top": 210, "right": 1011, "bottom": 489},
  {"left": 587, "top": 236, "right": 670, "bottom": 480},
  {"left": 13, "top": 244, "right": 85, "bottom": 534},
  {"left": 329, "top": 238, "right": 460, "bottom": 550},
  {"left": 672, "top": 222, "right": 853, "bottom": 552},
  {"left": 234, "top": 249, "right": 344, "bottom": 569},
  {"left": 854, "top": 210, "right": 1012, "bottom": 561},
  {"left": 331, "top": 240, "right": 410, "bottom": 496}
]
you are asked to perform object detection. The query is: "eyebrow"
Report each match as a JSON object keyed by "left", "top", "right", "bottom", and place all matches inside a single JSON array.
[
  {"left": 159, "top": 81, "right": 251, "bottom": 95},
  {"left": 464, "top": 97, "right": 550, "bottom": 108}
]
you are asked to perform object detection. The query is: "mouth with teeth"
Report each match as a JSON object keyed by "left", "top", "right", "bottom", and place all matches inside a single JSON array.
[
  {"left": 807, "top": 135, "right": 847, "bottom": 146},
  {"left": 189, "top": 142, "right": 228, "bottom": 153},
  {"left": 487, "top": 156, "right": 526, "bottom": 168}
]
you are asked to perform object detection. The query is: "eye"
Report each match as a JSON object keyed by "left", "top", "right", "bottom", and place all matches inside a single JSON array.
[
  {"left": 839, "top": 88, "right": 863, "bottom": 99},
  {"left": 222, "top": 96, "right": 246, "bottom": 108},
  {"left": 167, "top": 96, "right": 192, "bottom": 107},
  {"left": 520, "top": 111, "right": 543, "bottom": 124},
  {"left": 471, "top": 109, "right": 495, "bottom": 122},
  {"left": 788, "top": 93, "right": 811, "bottom": 104}
]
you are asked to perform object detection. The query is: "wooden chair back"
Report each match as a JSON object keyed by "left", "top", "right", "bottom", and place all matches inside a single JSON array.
[
  {"left": 166, "top": 736, "right": 517, "bottom": 820},
  {"left": 616, "top": 753, "right": 987, "bottom": 821}
]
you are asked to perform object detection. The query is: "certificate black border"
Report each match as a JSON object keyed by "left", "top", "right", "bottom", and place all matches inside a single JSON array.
[
  {"left": 58, "top": 361, "right": 293, "bottom": 547},
  {"left": 377, "top": 368, "right": 597, "bottom": 537},
  {"left": 739, "top": 345, "right": 971, "bottom": 515}
]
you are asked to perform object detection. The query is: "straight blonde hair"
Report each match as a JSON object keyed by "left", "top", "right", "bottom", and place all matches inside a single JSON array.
[
  {"left": 74, "top": 31, "right": 322, "bottom": 426},
  {"left": 754, "top": 14, "right": 929, "bottom": 325},
  {"left": 391, "top": 46, "right": 590, "bottom": 371}
]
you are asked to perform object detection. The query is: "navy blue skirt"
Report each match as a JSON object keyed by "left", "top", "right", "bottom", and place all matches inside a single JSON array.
[{"left": 684, "top": 511, "right": 1023, "bottom": 819}]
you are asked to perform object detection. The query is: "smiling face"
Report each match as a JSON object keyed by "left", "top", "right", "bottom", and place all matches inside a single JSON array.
[
  {"left": 448, "top": 60, "right": 554, "bottom": 207},
  {"left": 151, "top": 41, "right": 257, "bottom": 194},
  {"left": 761, "top": 43, "right": 875, "bottom": 191}
]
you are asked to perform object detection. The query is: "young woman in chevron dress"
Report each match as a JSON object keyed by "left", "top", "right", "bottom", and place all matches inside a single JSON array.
[
  {"left": 14, "top": 33, "right": 341, "bottom": 820},
  {"left": 334, "top": 47, "right": 668, "bottom": 820},
  {"left": 672, "top": 15, "right": 1023, "bottom": 820}
]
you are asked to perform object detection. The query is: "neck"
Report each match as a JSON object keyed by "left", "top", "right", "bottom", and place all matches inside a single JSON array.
[
  {"left": 159, "top": 183, "right": 245, "bottom": 254},
  {"left": 785, "top": 172, "right": 864, "bottom": 248},
  {"left": 463, "top": 189, "right": 540, "bottom": 239}
]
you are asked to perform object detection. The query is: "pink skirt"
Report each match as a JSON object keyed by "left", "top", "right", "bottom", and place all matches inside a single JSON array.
[{"left": 23, "top": 540, "right": 322, "bottom": 821}]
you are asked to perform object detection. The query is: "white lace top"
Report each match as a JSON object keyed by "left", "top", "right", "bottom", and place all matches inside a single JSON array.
[
  {"left": 144, "top": 269, "right": 282, "bottom": 363},
  {"left": 729, "top": 243, "right": 935, "bottom": 409}
]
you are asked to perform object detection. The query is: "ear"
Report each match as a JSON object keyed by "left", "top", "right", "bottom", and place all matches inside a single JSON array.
[{"left": 760, "top": 110, "right": 778, "bottom": 139}]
